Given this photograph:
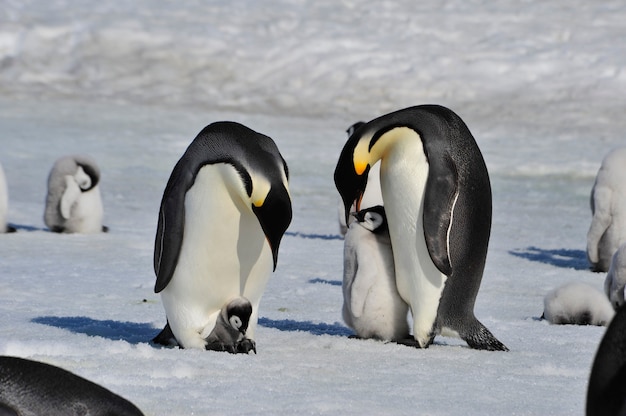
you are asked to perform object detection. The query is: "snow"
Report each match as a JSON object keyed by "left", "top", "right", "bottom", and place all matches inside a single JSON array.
[{"left": 1, "top": 1, "right": 625, "bottom": 414}]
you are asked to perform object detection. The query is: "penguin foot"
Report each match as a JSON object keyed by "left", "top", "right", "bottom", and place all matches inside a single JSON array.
[
  {"left": 102, "top": 225, "right": 109, "bottom": 232},
  {"left": 236, "top": 338, "right": 257, "bottom": 354},
  {"left": 395, "top": 336, "right": 432, "bottom": 349},
  {"left": 205, "top": 341, "right": 238, "bottom": 353},
  {"left": 462, "top": 322, "right": 508, "bottom": 352}
]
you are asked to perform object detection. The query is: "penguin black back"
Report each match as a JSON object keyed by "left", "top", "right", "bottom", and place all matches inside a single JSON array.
[
  {"left": 587, "top": 305, "right": 626, "bottom": 415},
  {"left": 0, "top": 356, "right": 144, "bottom": 416}
]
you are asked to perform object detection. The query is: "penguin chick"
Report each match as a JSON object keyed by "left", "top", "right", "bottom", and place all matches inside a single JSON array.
[
  {"left": 0, "top": 356, "right": 144, "bottom": 416},
  {"left": 587, "top": 147, "right": 626, "bottom": 272},
  {"left": 605, "top": 243, "right": 626, "bottom": 310},
  {"left": 543, "top": 281, "right": 614, "bottom": 326},
  {"left": 342, "top": 205, "right": 409, "bottom": 341},
  {"left": 44, "top": 154, "right": 106, "bottom": 233},
  {"left": 205, "top": 297, "right": 256, "bottom": 354}
]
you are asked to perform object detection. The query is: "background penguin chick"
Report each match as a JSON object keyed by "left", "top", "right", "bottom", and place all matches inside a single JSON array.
[
  {"left": 605, "top": 243, "right": 626, "bottom": 310},
  {"left": 342, "top": 205, "right": 409, "bottom": 341},
  {"left": 205, "top": 297, "right": 256, "bottom": 354},
  {"left": 44, "top": 154, "right": 105, "bottom": 234},
  {"left": 587, "top": 146, "right": 626, "bottom": 272},
  {"left": 543, "top": 281, "right": 614, "bottom": 326}
]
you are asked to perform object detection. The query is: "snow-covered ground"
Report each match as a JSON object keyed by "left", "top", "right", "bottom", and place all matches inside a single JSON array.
[{"left": 1, "top": 1, "right": 625, "bottom": 414}]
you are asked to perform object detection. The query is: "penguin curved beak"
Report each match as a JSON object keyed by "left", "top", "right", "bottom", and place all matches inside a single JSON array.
[{"left": 252, "top": 184, "right": 292, "bottom": 271}]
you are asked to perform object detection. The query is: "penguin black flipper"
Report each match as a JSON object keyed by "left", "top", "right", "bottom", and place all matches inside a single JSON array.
[
  {"left": 153, "top": 162, "right": 194, "bottom": 293},
  {"left": 587, "top": 305, "right": 626, "bottom": 415},
  {"left": 422, "top": 151, "right": 457, "bottom": 276}
]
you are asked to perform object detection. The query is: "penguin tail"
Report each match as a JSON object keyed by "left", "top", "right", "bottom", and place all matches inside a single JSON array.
[{"left": 462, "top": 320, "right": 508, "bottom": 352}]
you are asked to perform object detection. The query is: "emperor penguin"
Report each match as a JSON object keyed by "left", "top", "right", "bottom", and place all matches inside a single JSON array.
[
  {"left": 605, "top": 243, "right": 626, "bottom": 310},
  {"left": 587, "top": 147, "right": 626, "bottom": 272},
  {"left": 586, "top": 304, "right": 626, "bottom": 415},
  {"left": 338, "top": 122, "right": 383, "bottom": 235},
  {"left": 542, "top": 281, "right": 614, "bottom": 326},
  {"left": 152, "top": 121, "right": 292, "bottom": 352},
  {"left": 334, "top": 104, "right": 507, "bottom": 351},
  {"left": 44, "top": 154, "right": 105, "bottom": 233},
  {"left": 0, "top": 162, "right": 15, "bottom": 233},
  {"left": 342, "top": 205, "right": 409, "bottom": 341},
  {"left": 0, "top": 356, "right": 144, "bottom": 416}
]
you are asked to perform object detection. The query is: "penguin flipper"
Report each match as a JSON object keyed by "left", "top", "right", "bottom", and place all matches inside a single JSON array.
[
  {"left": 422, "top": 153, "right": 457, "bottom": 276},
  {"left": 153, "top": 166, "right": 193, "bottom": 293},
  {"left": 59, "top": 176, "right": 81, "bottom": 220}
]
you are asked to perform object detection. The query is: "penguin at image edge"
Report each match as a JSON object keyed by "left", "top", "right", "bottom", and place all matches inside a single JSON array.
[{"left": 334, "top": 104, "right": 507, "bottom": 351}]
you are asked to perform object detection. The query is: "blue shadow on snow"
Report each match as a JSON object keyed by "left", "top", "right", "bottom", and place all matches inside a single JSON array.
[
  {"left": 308, "top": 278, "right": 342, "bottom": 286},
  {"left": 258, "top": 317, "right": 353, "bottom": 337},
  {"left": 508, "top": 246, "right": 589, "bottom": 271},
  {"left": 32, "top": 316, "right": 157, "bottom": 345},
  {"left": 285, "top": 231, "right": 342, "bottom": 241}
]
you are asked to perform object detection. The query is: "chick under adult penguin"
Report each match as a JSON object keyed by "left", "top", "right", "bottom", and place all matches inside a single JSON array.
[
  {"left": 152, "top": 121, "right": 292, "bottom": 352},
  {"left": 334, "top": 105, "right": 507, "bottom": 351}
]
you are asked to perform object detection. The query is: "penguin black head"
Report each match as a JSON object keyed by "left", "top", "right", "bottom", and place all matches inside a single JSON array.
[
  {"left": 76, "top": 162, "right": 99, "bottom": 192},
  {"left": 251, "top": 178, "right": 292, "bottom": 271},
  {"left": 353, "top": 205, "right": 388, "bottom": 235},
  {"left": 334, "top": 123, "right": 371, "bottom": 224},
  {"left": 225, "top": 298, "right": 253, "bottom": 335}
]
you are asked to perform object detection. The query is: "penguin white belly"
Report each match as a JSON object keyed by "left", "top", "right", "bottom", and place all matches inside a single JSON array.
[
  {"left": 64, "top": 186, "right": 104, "bottom": 233},
  {"left": 161, "top": 164, "right": 272, "bottom": 349},
  {"left": 380, "top": 134, "right": 447, "bottom": 347}
]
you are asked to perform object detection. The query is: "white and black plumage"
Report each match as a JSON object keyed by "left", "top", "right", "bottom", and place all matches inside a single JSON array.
[
  {"left": 605, "top": 243, "right": 626, "bottom": 310},
  {"left": 543, "top": 281, "right": 614, "bottom": 326},
  {"left": 152, "top": 121, "right": 292, "bottom": 352},
  {"left": 587, "top": 147, "right": 626, "bottom": 272},
  {"left": 0, "top": 356, "right": 144, "bottom": 416},
  {"left": 44, "top": 154, "right": 105, "bottom": 233},
  {"left": 334, "top": 105, "right": 507, "bottom": 351},
  {"left": 587, "top": 304, "right": 626, "bottom": 416},
  {"left": 342, "top": 205, "right": 409, "bottom": 341}
]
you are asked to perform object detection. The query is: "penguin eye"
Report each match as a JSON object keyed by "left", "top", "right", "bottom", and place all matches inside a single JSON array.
[{"left": 229, "top": 315, "right": 243, "bottom": 330}]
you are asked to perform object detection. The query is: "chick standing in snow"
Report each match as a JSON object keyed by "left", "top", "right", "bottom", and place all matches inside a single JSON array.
[
  {"left": 342, "top": 205, "right": 409, "bottom": 341},
  {"left": 543, "top": 281, "right": 614, "bottom": 326},
  {"left": 605, "top": 243, "right": 626, "bottom": 310},
  {"left": 587, "top": 147, "right": 626, "bottom": 272}
]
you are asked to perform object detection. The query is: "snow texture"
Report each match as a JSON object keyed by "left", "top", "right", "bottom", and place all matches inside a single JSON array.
[{"left": 1, "top": 1, "right": 626, "bottom": 415}]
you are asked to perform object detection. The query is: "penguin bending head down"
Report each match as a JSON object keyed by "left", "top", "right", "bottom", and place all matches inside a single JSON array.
[
  {"left": 0, "top": 356, "right": 144, "bottom": 416},
  {"left": 342, "top": 205, "right": 409, "bottom": 341},
  {"left": 44, "top": 154, "right": 106, "bottom": 233},
  {"left": 334, "top": 105, "right": 507, "bottom": 351},
  {"left": 153, "top": 121, "right": 292, "bottom": 352}
]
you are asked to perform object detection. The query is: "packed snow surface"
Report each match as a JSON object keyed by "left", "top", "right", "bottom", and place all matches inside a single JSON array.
[{"left": 1, "top": 1, "right": 626, "bottom": 415}]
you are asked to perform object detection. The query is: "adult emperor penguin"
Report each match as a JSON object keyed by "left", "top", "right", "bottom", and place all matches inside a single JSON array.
[
  {"left": 343, "top": 205, "right": 409, "bottom": 341},
  {"left": 0, "top": 356, "right": 144, "bottom": 416},
  {"left": 153, "top": 121, "right": 292, "bottom": 352},
  {"left": 586, "top": 305, "right": 626, "bottom": 415},
  {"left": 44, "top": 154, "right": 105, "bottom": 233},
  {"left": 334, "top": 104, "right": 507, "bottom": 351}
]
